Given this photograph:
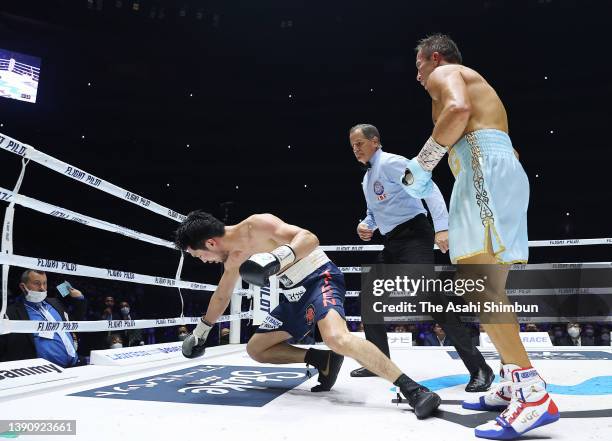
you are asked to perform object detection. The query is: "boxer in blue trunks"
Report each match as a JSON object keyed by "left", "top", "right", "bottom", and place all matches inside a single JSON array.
[
  {"left": 174, "top": 210, "right": 440, "bottom": 419},
  {"left": 400, "top": 34, "right": 559, "bottom": 439}
]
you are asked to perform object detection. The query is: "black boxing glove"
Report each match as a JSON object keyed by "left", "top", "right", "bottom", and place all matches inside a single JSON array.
[
  {"left": 182, "top": 317, "right": 212, "bottom": 358},
  {"left": 239, "top": 245, "right": 296, "bottom": 286}
]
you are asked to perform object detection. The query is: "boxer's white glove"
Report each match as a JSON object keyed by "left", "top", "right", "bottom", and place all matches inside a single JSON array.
[
  {"left": 239, "top": 245, "right": 296, "bottom": 286},
  {"left": 182, "top": 318, "right": 212, "bottom": 358}
]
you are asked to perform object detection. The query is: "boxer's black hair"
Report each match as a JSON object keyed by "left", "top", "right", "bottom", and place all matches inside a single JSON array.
[
  {"left": 415, "top": 34, "right": 462, "bottom": 64},
  {"left": 349, "top": 124, "right": 380, "bottom": 143},
  {"left": 174, "top": 210, "right": 226, "bottom": 251}
]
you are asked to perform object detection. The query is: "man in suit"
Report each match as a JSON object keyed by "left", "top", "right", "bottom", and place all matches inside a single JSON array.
[{"left": 0, "top": 269, "right": 87, "bottom": 367}]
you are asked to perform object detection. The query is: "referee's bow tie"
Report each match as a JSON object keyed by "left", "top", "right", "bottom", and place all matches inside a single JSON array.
[{"left": 360, "top": 161, "right": 371, "bottom": 171}]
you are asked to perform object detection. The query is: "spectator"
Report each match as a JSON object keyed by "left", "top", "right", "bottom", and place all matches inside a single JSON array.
[
  {"left": 393, "top": 325, "right": 407, "bottom": 333},
  {"left": 108, "top": 334, "right": 124, "bottom": 349},
  {"left": 102, "top": 296, "right": 120, "bottom": 320},
  {"left": 0, "top": 270, "right": 87, "bottom": 367},
  {"left": 555, "top": 323, "right": 592, "bottom": 346},
  {"left": 405, "top": 324, "right": 423, "bottom": 346},
  {"left": 524, "top": 323, "right": 539, "bottom": 332},
  {"left": 581, "top": 324, "right": 597, "bottom": 346},
  {"left": 599, "top": 327, "right": 611, "bottom": 346},
  {"left": 118, "top": 300, "right": 143, "bottom": 346},
  {"left": 177, "top": 326, "right": 189, "bottom": 341},
  {"left": 220, "top": 327, "right": 230, "bottom": 345},
  {"left": 424, "top": 323, "right": 452, "bottom": 346}
]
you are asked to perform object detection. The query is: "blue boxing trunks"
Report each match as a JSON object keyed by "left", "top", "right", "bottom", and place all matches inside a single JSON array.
[
  {"left": 447, "top": 129, "right": 529, "bottom": 264},
  {"left": 256, "top": 255, "right": 346, "bottom": 342}
]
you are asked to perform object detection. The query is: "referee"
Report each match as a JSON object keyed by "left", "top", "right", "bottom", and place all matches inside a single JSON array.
[{"left": 349, "top": 123, "right": 493, "bottom": 392}]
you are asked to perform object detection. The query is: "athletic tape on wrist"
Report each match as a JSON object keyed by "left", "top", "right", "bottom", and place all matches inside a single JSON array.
[{"left": 416, "top": 136, "right": 448, "bottom": 172}]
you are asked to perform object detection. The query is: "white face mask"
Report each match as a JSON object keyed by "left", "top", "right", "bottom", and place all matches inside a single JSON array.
[
  {"left": 121, "top": 307, "right": 130, "bottom": 316},
  {"left": 110, "top": 343, "right": 123, "bottom": 349},
  {"left": 568, "top": 327, "right": 580, "bottom": 338},
  {"left": 25, "top": 290, "right": 47, "bottom": 303},
  {"left": 178, "top": 333, "right": 188, "bottom": 341}
]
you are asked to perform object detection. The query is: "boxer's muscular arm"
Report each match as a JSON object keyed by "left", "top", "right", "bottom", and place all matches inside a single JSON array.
[
  {"left": 249, "top": 213, "right": 319, "bottom": 260},
  {"left": 428, "top": 68, "right": 472, "bottom": 147},
  {"left": 202, "top": 266, "right": 240, "bottom": 324}
]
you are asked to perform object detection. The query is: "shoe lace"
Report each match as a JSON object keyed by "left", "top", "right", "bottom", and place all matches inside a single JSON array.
[{"left": 499, "top": 397, "right": 525, "bottom": 425}]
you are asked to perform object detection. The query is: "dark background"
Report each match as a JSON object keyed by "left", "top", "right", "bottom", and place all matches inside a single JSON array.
[{"left": 1, "top": 0, "right": 610, "bottom": 318}]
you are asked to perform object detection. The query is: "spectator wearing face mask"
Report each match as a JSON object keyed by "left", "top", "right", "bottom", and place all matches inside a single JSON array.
[
  {"left": 555, "top": 323, "right": 586, "bottom": 346},
  {"left": 177, "top": 326, "right": 189, "bottom": 342},
  {"left": 108, "top": 334, "right": 124, "bottom": 349},
  {"left": 117, "top": 301, "right": 144, "bottom": 347},
  {"left": 0, "top": 270, "right": 87, "bottom": 367},
  {"left": 524, "top": 323, "right": 539, "bottom": 332}
]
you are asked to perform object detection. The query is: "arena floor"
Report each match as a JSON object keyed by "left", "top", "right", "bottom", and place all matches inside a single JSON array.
[{"left": 1, "top": 345, "right": 611, "bottom": 441}]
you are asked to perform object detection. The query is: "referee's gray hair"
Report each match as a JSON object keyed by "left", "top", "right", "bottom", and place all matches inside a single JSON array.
[{"left": 349, "top": 124, "right": 381, "bottom": 143}]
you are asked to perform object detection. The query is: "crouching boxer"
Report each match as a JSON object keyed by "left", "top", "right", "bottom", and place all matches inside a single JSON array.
[{"left": 174, "top": 210, "right": 440, "bottom": 419}]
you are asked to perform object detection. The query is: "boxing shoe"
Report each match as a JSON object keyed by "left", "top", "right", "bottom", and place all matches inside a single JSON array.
[
  {"left": 305, "top": 348, "right": 344, "bottom": 392},
  {"left": 394, "top": 374, "right": 441, "bottom": 419},
  {"left": 474, "top": 365, "right": 560, "bottom": 440}
]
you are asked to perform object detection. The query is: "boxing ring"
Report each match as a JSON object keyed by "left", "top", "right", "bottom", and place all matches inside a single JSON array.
[{"left": 1, "top": 132, "right": 611, "bottom": 440}]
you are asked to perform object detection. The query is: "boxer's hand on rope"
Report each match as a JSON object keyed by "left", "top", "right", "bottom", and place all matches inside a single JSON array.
[
  {"left": 239, "top": 245, "right": 296, "bottom": 286},
  {"left": 182, "top": 318, "right": 212, "bottom": 358}
]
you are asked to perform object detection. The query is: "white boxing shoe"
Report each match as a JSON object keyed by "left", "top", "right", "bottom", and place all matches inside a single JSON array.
[{"left": 474, "top": 365, "right": 560, "bottom": 440}]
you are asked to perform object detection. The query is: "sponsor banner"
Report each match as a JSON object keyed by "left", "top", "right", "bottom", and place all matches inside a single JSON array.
[
  {"left": 1, "top": 312, "right": 252, "bottom": 334},
  {"left": 448, "top": 350, "right": 612, "bottom": 361},
  {"left": 0, "top": 253, "right": 217, "bottom": 292},
  {"left": 90, "top": 342, "right": 183, "bottom": 366},
  {"left": 0, "top": 131, "right": 185, "bottom": 222},
  {"left": 70, "top": 364, "right": 312, "bottom": 407},
  {"left": 0, "top": 358, "right": 72, "bottom": 391},
  {"left": 0, "top": 185, "right": 173, "bottom": 248},
  {"left": 351, "top": 331, "right": 412, "bottom": 348},
  {"left": 480, "top": 332, "right": 553, "bottom": 348}
]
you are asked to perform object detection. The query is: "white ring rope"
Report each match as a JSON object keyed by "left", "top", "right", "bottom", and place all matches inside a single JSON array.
[
  {"left": 0, "top": 132, "right": 186, "bottom": 222},
  {"left": 2, "top": 158, "right": 30, "bottom": 319},
  {"left": 0, "top": 253, "right": 255, "bottom": 295},
  {"left": 1, "top": 312, "right": 253, "bottom": 335},
  {"left": 0, "top": 186, "right": 174, "bottom": 249},
  {"left": 321, "top": 237, "right": 612, "bottom": 252},
  {"left": 338, "top": 262, "right": 612, "bottom": 273}
]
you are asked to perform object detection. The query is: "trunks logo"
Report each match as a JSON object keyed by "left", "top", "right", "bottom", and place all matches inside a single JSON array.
[
  {"left": 373, "top": 181, "right": 385, "bottom": 195},
  {"left": 70, "top": 365, "right": 312, "bottom": 407},
  {"left": 305, "top": 304, "right": 315, "bottom": 326},
  {"left": 259, "top": 315, "right": 283, "bottom": 330}
]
